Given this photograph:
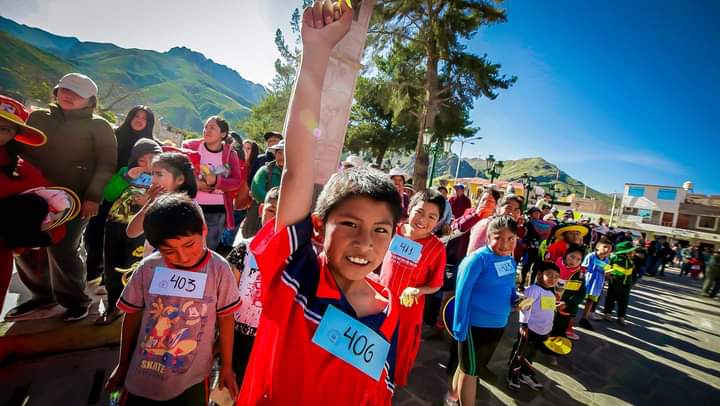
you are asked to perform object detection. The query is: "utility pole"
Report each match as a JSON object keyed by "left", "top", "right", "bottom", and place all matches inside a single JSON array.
[
  {"left": 453, "top": 136, "right": 482, "bottom": 179},
  {"left": 609, "top": 192, "right": 617, "bottom": 227}
]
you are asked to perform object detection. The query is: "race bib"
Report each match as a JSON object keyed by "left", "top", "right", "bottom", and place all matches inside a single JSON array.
[
  {"left": 541, "top": 296, "right": 555, "bottom": 311},
  {"left": 389, "top": 235, "right": 422, "bottom": 263},
  {"left": 565, "top": 280, "right": 582, "bottom": 291},
  {"left": 494, "top": 259, "right": 515, "bottom": 277},
  {"left": 312, "top": 305, "right": 390, "bottom": 381},
  {"left": 149, "top": 267, "right": 207, "bottom": 299}
]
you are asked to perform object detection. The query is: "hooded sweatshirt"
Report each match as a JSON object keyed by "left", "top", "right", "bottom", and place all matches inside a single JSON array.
[{"left": 21, "top": 104, "right": 116, "bottom": 203}]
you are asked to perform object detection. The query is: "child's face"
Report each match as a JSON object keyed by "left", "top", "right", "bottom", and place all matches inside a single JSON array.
[
  {"left": 564, "top": 231, "right": 582, "bottom": 244},
  {"left": 320, "top": 196, "right": 394, "bottom": 283},
  {"left": 152, "top": 164, "right": 184, "bottom": 192},
  {"left": 540, "top": 270, "right": 560, "bottom": 288},
  {"left": 407, "top": 201, "right": 440, "bottom": 238},
  {"left": 390, "top": 176, "right": 404, "bottom": 193},
  {"left": 498, "top": 200, "right": 522, "bottom": 221},
  {"left": 136, "top": 153, "right": 156, "bottom": 172},
  {"left": 564, "top": 251, "right": 583, "bottom": 268},
  {"left": 488, "top": 229, "right": 516, "bottom": 256},
  {"left": 596, "top": 243, "right": 612, "bottom": 259},
  {"left": 157, "top": 230, "right": 207, "bottom": 268},
  {"left": 260, "top": 199, "right": 278, "bottom": 226}
]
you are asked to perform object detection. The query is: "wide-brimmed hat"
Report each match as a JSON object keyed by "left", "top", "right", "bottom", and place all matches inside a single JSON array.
[
  {"left": 0, "top": 95, "right": 47, "bottom": 146},
  {"left": 544, "top": 336, "right": 572, "bottom": 355},
  {"left": 554, "top": 223, "right": 589, "bottom": 240},
  {"left": 388, "top": 167, "right": 407, "bottom": 180},
  {"left": 21, "top": 186, "right": 81, "bottom": 230},
  {"left": 614, "top": 241, "right": 636, "bottom": 255}
]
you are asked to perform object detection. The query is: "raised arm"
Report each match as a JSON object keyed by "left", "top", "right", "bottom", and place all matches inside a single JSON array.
[{"left": 275, "top": 0, "right": 352, "bottom": 230}]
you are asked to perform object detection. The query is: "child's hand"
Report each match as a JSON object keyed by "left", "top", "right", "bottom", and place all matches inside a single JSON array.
[
  {"left": 519, "top": 326, "right": 529, "bottom": 338},
  {"left": 145, "top": 184, "right": 165, "bottom": 205},
  {"left": 127, "top": 166, "right": 144, "bottom": 179},
  {"left": 133, "top": 193, "right": 150, "bottom": 207},
  {"left": 400, "top": 287, "right": 421, "bottom": 307},
  {"left": 218, "top": 366, "right": 239, "bottom": 398},
  {"left": 105, "top": 364, "right": 128, "bottom": 392},
  {"left": 301, "top": 0, "right": 353, "bottom": 51}
]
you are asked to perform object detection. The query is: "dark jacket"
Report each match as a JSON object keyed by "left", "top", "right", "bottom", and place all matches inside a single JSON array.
[{"left": 21, "top": 104, "right": 117, "bottom": 203}]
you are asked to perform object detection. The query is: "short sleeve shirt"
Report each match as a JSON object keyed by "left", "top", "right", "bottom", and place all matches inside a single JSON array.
[
  {"left": 227, "top": 238, "right": 262, "bottom": 335},
  {"left": 237, "top": 218, "right": 400, "bottom": 406},
  {"left": 117, "top": 251, "right": 240, "bottom": 401}
]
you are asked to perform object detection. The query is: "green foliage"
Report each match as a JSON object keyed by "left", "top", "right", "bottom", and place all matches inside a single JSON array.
[
  {"left": 237, "top": 89, "right": 290, "bottom": 143},
  {"left": 98, "top": 109, "right": 117, "bottom": 123}
]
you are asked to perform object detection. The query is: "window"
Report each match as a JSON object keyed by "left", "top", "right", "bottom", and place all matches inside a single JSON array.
[
  {"left": 697, "top": 216, "right": 718, "bottom": 230},
  {"left": 657, "top": 189, "right": 677, "bottom": 200},
  {"left": 628, "top": 186, "right": 645, "bottom": 197}
]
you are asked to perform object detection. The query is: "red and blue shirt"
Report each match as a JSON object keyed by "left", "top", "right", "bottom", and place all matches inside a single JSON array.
[{"left": 237, "top": 218, "right": 400, "bottom": 406}]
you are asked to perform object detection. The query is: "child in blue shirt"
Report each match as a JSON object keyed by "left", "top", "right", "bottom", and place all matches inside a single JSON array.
[
  {"left": 451, "top": 215, "right": 519, "bottom": 406},
  {"left": 579, "top": 237, "right": 613, "bottom": 328}
]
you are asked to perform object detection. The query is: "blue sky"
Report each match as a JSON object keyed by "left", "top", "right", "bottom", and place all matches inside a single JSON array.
[{"left": 2, "top": 0, "right": 718, "bottom": 194}]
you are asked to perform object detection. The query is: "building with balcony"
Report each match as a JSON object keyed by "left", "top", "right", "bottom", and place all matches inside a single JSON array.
[{"left": 618, "top": 182, "right": 720, "bottom": 249}]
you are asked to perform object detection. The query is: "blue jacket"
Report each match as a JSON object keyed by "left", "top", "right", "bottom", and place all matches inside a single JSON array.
[{"left": 453, "top": 246, "right": 518, "bottom": 341}]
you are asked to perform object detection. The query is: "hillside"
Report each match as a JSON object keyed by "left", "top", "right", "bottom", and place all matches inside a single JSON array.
[{"left": 0, "top": 16, "right": 265, "bottom": 131}]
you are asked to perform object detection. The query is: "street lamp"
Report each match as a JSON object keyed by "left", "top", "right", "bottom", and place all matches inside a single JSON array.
[
  {"left": 452, "top": 136, "right": 482, "bottom": 179},
  {"left": 424, "top": 129, "right": 451, "bottom": 187},
  {"left": 486, "top": 154, "right": 503, "bottom": 184},
  {"left": 520, "top": 172, "right": 535, "bottom": 209}
]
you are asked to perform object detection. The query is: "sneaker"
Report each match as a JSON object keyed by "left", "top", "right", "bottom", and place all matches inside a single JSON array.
[
  {"left": 63, "top": 305, "right": 90, "bottom": 322},
  {"left": 602, "top": 313, "right": 613, "bottom": 321},
  {"left": 94, "top": 308, "right": 122, "bottom": 326},
  {"left": 566, "top": 330, "right": 580, "bottom": 341},
  {"left": 443, "top": 392, "right": 459, "bottom": 406},
  {"left": 578, "top": 318, "right": 594, "bottom": 331},
  {"left": 520, "top": 374, "right": 543, "bottom": 391},
  {"left": 590, "top": 313, "right": 602, "bottom": 321},
  {"left": 617, "top": 317, "right": 627, "bottom": 327},
  {"left": 4, "top": 299, "right": 57, "bottom": 320},
  {"left": 507, "top": 376, "right": 521, "bottom": 391}
]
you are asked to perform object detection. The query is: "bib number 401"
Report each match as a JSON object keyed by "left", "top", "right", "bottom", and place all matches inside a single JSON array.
[{"left": 343, "top": 326, "right": 375, "bottom": 363}]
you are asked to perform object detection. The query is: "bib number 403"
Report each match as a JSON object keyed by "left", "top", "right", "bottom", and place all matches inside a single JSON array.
[
  {"left": 343, "top": 326, "right": 375, "bottom": 363},
  {"left": 169, "top": 273, "right": 196, "bottom": 293}
]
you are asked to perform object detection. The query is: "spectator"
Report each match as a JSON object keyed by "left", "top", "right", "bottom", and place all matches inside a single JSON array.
[
  {"left": 9, "top": 73, "right": 117, "bottom": 322},
  {"left": 85, "top": 105, "right": 156, "bottom": 281},
  {"left": 389, "top": 167, "right": 410, "bottom": 220},
  {"left": 449, "top": 183, "right": 472, "bottom": 219},
  {"left": 340, "top": 154, "right": 364, "bottom": 170},
  {"left": 183, "top": 116, "right": 246, "bottom": 250},
  {"left": 249, "top": 140, "right": 284, "bottom": 216}
]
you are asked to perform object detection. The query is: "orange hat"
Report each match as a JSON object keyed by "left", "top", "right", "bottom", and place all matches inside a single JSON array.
[{"left": 0, "top": 95, "right": 47, "bottom": 146}]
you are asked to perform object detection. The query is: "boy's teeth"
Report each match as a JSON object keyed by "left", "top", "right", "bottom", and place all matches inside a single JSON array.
[{"left": 348, "top": 256, "right": 369, "bottom": 265}]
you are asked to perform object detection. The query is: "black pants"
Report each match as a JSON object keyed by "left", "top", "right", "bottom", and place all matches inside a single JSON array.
[
  {"left": 104, "top": 221, "right": 145, "bottom": 311},
  {"left": 232, "top": 329, "right": 256, "bottom": 387},
  {"left": 521, "top": 248, "right": 541, "bottom": 288},
  {"left": 121, "top": 379, "right": 208, "bottom": 405},
  {"left": 508, "top": 330, "right": 548, "bottom": 378},
  {"left": 84, "top": 200, "right": 112, "bottom": 280},
  {"left": 458, "top": 326, "right": 505, "bottom": 376},
  {"left": 604, "top": 279, "right": 631, "bottom": 318}
]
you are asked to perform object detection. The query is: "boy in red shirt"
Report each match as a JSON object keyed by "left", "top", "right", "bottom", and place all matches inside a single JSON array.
[
  {"left": 237, "top": 2, "right": 402, "bottom": 404},
  {"left": 379, "top": 189, "right": 447, "bottom": 386}
]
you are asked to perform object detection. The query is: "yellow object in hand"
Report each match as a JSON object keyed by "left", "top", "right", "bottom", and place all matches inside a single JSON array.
[{"left": 400, "top": 287, "right": 420, "bottom": 307}]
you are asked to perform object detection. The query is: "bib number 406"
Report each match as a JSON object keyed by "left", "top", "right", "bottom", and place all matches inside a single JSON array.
[
  {"left": 343, "top": 326, "right": 375, "bottom": 363},
  {"left": 170, "top": 273, "right": 196, "bottom": 292}
]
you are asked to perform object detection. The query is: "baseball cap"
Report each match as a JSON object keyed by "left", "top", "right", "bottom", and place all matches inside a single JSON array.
[
  {"left": 263, "top": 131, "right": 283, "bottom": 141},
  {"left": 453, "top": 183, "right": 465, "bottom": 189},
  {"left": 56, "top": 73, "right": 98, "bottom": 99},
  {"left": 269, "top": 140, "right": 285, "bottom": 151}
]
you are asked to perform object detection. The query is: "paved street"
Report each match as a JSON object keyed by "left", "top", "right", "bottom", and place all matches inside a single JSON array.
[{"left": 0, "top": 267, "right": 718, "bottom": 406}]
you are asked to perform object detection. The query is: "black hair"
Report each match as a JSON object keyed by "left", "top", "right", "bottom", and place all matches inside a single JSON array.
[
  {"left": 152, "top": 153, "right": 198, "bottom": 198},
  {"left": 409, "top": 189, "right": 446, "bottom": 218},
  {"left": 437, "top": 186, "right": 448, "bottom": 193},
  {"left": 498, "top": 194, "right": 523, "bottom": 209},
  {"left": 565, "top": 243, "right": 585, "bottom": 258},
  {"left": 538, "top": 261, "right": 560, "bottom": 274},
  {"left": 241, "top": 139, "right": 260, "bottom": 163},
  {"left": 1, "top": 139, "right": 21, "bottom": 177},
  {"left": 265, "top": 186, "right": 280, "bottom": 203},
  {"left": 596, "top": 236, "right": 613, "bottom": 247},
  {"left": 143, "top": 193, "right": 204, "bottom": 247},
  {"left": 480, "top": 187, "right": 501, "bottom": 203},
  {"left": 314, "top": 167, "right": 402, "bottom": 225},
  {"left": 264, "top": 131, "right": 283, "bottom": 142},
  {"left": 206, "top": 116, "right": 230, "bottom": 141},
  {"left": 118, "top": 105, "right": 155, "bottom": 138},
  {"left": 486, "top": 215, "right": 518, "bottom": 236}
]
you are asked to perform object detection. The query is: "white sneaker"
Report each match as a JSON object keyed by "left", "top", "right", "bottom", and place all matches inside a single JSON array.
[{"left": 520, "top": 374, "right": 543, "bottom": 391}]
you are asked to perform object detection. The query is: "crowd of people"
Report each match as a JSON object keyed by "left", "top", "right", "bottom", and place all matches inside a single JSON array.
[{"left": 1, "top": 3, "right": 719, "bottom": 405}]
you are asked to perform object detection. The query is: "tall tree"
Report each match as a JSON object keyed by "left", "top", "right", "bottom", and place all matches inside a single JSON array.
[
  {"left": 370, "top": 0, "right": 516, "bottom": 188},
  {"left": 237, "top": 1, "right": 312, "bottom": 143}
]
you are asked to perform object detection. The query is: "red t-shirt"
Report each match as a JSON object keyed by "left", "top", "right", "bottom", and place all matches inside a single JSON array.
[
  {"left": 378, "top": 224, "right": 446, "bottom": 386},
  {"left": 238, "top": 218, "right": 400, "bottom": 406},
  {"left": 547, "top": 240, "right": 568, "bottom": 263}
]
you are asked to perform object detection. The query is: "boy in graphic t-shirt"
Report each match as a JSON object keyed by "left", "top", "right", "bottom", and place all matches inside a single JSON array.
[{"left": 106, "top": 193, "right": 241, "bottom": 404}]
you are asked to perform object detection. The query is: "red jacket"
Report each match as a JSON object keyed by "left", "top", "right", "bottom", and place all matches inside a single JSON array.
[{"left": 182, "top": 139, "right": 246, "bottom": 228}]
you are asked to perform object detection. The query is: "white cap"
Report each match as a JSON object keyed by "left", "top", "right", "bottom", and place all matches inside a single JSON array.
[
  {"left": 269, "top": 140, "right": 285, "bottom": 151},
  {"left": 388, "top": 167, "right": 407, "bottom": 179},
  {"left": 341, "top": 155, "right": 364, "bottom": 168},
  {"left": 57, "top": 73, "right": 98, "bottom": 99}
]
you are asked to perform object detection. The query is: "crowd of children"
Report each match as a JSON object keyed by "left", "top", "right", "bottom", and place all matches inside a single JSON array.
[{"left": 0, "top": 2, "right": 662, "bottom": 405}]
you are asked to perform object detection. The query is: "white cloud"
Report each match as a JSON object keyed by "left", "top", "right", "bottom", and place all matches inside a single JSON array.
[{"left": 0, "top": 0, "right": 303, "bottom": 85}]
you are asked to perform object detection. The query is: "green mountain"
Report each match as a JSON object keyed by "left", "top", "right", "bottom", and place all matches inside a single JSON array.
[{"left": 0, "top": 16, "right": 265, "bottom": 132}]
